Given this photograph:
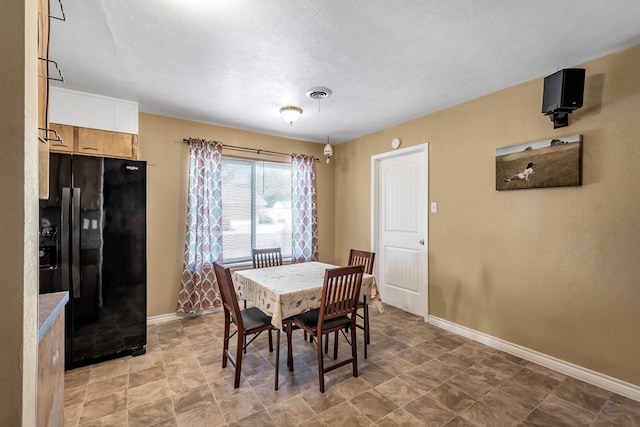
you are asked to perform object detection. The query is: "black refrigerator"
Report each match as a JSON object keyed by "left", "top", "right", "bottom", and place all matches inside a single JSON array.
[{"left": 39, "top": 153, "right": 147, "bottom": 369}]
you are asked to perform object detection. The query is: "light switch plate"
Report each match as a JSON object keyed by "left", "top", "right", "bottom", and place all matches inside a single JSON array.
[{"left": 431, "top": 202, "right": 437, "bottom": 213}]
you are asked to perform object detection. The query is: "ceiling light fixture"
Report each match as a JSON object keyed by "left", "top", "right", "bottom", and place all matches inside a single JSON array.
[{"left": 279, "top": 106, "right": 303, "bottom": 125}]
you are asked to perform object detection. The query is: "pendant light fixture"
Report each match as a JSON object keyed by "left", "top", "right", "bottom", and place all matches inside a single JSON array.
[{"left": 324, "top": 136, "right": 333, "bottom": 164}]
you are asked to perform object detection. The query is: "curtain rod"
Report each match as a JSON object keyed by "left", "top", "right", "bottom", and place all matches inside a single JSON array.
[{"left": 183, "top": 138, "right": 320, "bottom": 162}]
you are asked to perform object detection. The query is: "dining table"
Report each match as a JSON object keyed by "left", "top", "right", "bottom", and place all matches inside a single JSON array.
[
  {"left": 231, "top": 261, "right": 383, "bottom": 390},
  {"left": 231, "top": 261, "right": 383, "bottom": 330}
]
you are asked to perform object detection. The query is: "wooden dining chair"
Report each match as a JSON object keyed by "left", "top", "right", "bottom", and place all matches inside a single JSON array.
[
  {"left": 323, "top": 249, "right": 375, "bottom": 358},
  {"left": 244, "top": 247, "right": 283, "bottom": 310},
  {"left": 252, "top": 247, "right": 283, "bottom": 269},
  {"left": 213, "top": 262, "right": 278, "bottom": 389},
  {"left": 348, "top": 249, "right": 375, "bottom": 358},
  {"left": 285, "top": 265, "right": 364, "bottom": 392}
]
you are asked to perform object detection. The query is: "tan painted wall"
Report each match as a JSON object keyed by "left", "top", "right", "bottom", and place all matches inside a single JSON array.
[
  {"left": 139, "top": 113, "right": 335, "bottom": 317},
  {"left": 335, "top": 45, "right": 640, "bottom": 386},
  {"left": 0, "top": 0, "right": 39, "bottom": 423}
]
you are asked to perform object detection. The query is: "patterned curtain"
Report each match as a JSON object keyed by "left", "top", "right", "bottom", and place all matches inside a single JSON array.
[
  {"left": 291, "top": 154, "right": 318, "bottom": 262},
  {"left": 176, "top": 139, "right": 224, "bottom": 313}
]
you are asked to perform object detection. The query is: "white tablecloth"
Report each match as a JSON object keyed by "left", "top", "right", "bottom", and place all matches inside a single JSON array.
[{"left": 232, "top": 262, "right": 383, "bottom": 329}]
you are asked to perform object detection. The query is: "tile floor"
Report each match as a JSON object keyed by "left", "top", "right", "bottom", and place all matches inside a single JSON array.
[{"left": 64, "top": 306, "right": 640, "bottom": 426}]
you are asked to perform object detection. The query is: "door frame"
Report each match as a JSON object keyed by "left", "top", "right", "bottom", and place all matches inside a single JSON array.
[{"left": 370, "top": 143, "right": 429, "bottom": 322}]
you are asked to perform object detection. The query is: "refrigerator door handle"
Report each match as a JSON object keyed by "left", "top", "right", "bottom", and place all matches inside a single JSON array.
[
  {"left": 71, "top": 187, "right": 81, "bottom": 298},
  {"left": 61, "top": 187, "right": 71, "bottom": 292}
]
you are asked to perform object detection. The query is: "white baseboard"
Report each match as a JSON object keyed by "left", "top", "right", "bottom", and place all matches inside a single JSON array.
[
  {"left": 428, "top": 315, "right": 640, "bottom": 402},
  {"left": 147, "top": 307, "right": 223, "bottom": 326}
]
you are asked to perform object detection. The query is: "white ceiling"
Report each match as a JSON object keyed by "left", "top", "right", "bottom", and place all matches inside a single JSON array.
[{"left": 49, "top": 1, "right": 640, "bottom": 144}]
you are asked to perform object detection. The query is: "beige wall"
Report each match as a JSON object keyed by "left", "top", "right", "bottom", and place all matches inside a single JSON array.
[
  {"left": 138, "top": 113, "right": 335, "bottom": 317},
  {"left": 0, "top": 0, "right": 39, "bottom": 423},
  {"left": 334, "top": 44, "right": 640, "bottom": 386}
]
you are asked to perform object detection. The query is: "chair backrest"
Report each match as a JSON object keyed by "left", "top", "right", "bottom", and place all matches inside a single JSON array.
[
  {"left": 252, "top": 247, "right": 283, "bottom": 269},
  {"left": 213, "top": 262, "right": 243, "bottom": 328},
  {"left": 318, "top": 265, "right": 364, "bottom": 326},
  {"left": 348, "top": 249, "right": 375, "bottom": 275}
]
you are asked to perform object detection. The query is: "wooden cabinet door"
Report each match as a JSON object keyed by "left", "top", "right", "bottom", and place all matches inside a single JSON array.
[
  {"left": 49, "top": 123, "right": 75, "bottom": 153},
  {"left": 103, "top": 132, "right": 138, "bottom": 158},
  {"left": 37, "top": 0, "right": 50, "bottom": 199},
  {"left": 38, "top": 146, "right": 50, "bottom": 199},
  {"left": 54, "top": 126, "right": 139, "bottom": 159},
  {"left": 76, "top": 127, "right": 105, "bottom": 155},
  {"left": 37, "top": 313, "right": 65, "bottom": 427}
]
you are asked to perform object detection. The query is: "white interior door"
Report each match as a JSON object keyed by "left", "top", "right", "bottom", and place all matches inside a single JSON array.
[{"left": 372, "top": 144, "right": 428, "bottom": 318}]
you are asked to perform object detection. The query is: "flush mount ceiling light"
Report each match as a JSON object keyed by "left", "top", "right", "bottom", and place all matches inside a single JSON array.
[{"left": 279, "top": 106, "right": 303, "bottom": 125}]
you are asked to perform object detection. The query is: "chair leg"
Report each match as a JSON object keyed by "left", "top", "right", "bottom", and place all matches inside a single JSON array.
[
  {"left": 362, "top": 310, "right": 368, "bottom": 360},
  {"left": 222, "top": 312, "right": 231, "bottom": 368},
  {"left": 286, "top": 321, "right": 294, "bottom": 372},
  {"left": 364, "top": 299, "right": 370, "bottom": 345},
  {"left": 363, "top": 331, "right": 368, "bottom": 360},
  {"left": 333, "top": 331, "right": 338, "bottom": 360},
  {"left": 274, "top": 329, "right": 280, "bottom": 390},
  {"left": 317, "top": 334, "right": 325, "bottom": 393},
  {"left": 268, "top": 329, "right": 273, "bottom": 352},
  {"left": 350, "top": 324, "right": 358, "bottom": 379},
  {"left": 234, "top": 331, "right": 244, "bottom": 388},
  {"left": 324, "top": 333, "right": 329, "bottom": 354}
]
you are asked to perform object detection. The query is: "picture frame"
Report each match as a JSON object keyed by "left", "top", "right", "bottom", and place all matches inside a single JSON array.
[{"left": 495, "top": 134, "right": 582, "bottom": 191}]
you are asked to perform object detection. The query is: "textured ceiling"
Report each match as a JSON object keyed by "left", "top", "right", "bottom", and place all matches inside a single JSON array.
[{"left": 49, "top": 1, "right": 640, "bottom": 144}]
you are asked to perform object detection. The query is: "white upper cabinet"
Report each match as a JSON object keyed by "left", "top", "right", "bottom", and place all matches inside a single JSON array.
[{"left": 49, "top": 87, "right": 138, "bottom": 134}]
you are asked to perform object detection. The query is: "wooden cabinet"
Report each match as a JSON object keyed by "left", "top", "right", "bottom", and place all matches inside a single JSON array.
[
  {"left": 38, "top": 0, "right": 50, "bottom": 199},
  {"left": 37, "top": 292, "right": 68, "bottom": 427},
  {"left": 37, "top": 312, "right": 64, "bottom": 427},
  {"left": 102, "top": 130, "right": 139, "bottom": 159},
  {"left": 76, "top": 127, "right": 104, "bottom": 155},
  {"left": 50, "top": 123, "right": 139, "bottom": 160},
  {"left": 48, "top": 123, "right": 74, "bottom": 152}
]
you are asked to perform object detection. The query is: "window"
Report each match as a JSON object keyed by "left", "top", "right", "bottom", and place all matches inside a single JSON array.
[{"left": 221, "top": 157, "right": 292, "bottom": 263}]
